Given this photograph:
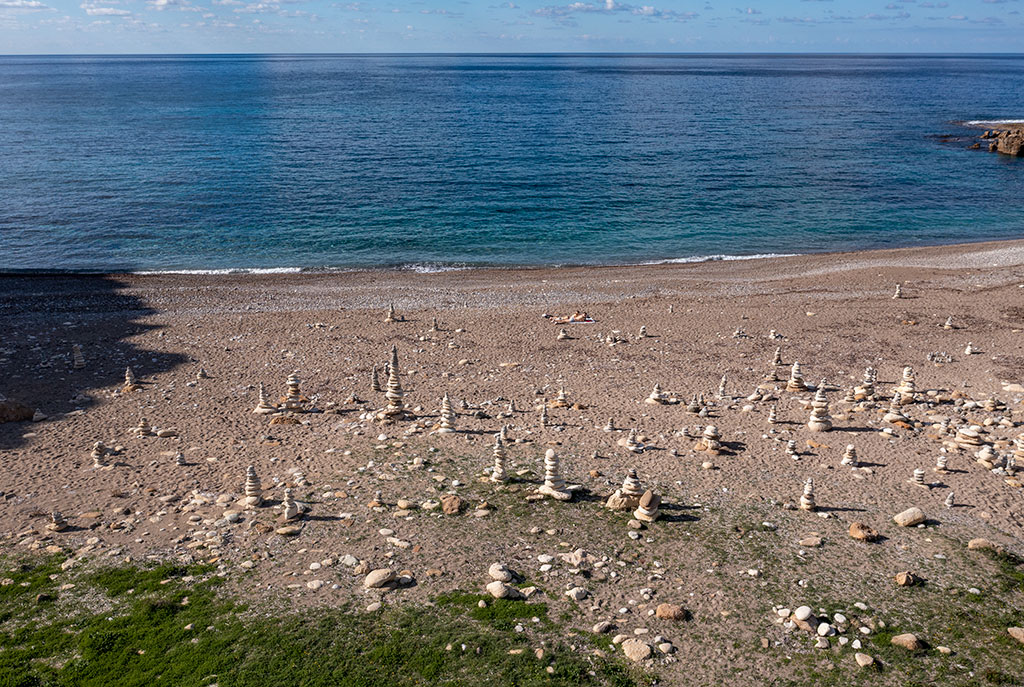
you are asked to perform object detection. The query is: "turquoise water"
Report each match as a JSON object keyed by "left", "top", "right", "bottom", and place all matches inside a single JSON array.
[{"left": 0, "top": 54, "right": 1022, "bottom": 272}]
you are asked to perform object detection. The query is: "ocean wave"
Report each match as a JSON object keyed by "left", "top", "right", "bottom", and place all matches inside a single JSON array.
[
  {"left": 398, "top": 263, "right": 471, "bottom": 274},
  {"left": 133, "top": 267, "right": 305, "bottom": 275},
  {"left": 641, "top": 253, "right": 800, "bottom": 265},
  {"left": 963, "top": 119, "right": 1024, "bottom": 126}
]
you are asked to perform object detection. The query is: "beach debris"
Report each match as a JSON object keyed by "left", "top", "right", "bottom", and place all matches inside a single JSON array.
[
  {"left": 132, "top": 418, "right": 155, "bottom": 436},
  {"left": 807, "top": 386, "right": 833, "bottom": 432},
  {"left": 491, "top": 433, "right": 509, "bottom": 483},
  {"left": 605, "top": 468, "right": 644, "bottom": 511},
  {"left": 696, "top": 425, "right": 722, "bottom": 453},
  {"left": 123, "top": 367, "right": 141, "bottom": 392},
  {"left": 253, "top": 382, "right": 276, "bottom": 414},
  {"left": 799, "top": 478, "right": 816, "bottom": 511},
  {"left": 841, "top": 444, "right": 860, "bottom": 467},
  {"left": 536, "top": 449, "right": 580, "bottom": 500},
  {"left": 46, "top": 511, "right": 68, "bottom": 532},
  {"left": 71, "top": 344, "right": 85, "bottom": 370},
  {"left": 436, "top": 393, "right": 456, "bottom": 433},
  {"left": 242, "top": 465, "right": 263, "bottom": 508},
  {"left": 633, "top": 490, "right": 662, "bottom": 522},
  {"left": 892, "top": 284, "right": 903, "bottom": 299},
  {"left": 786, "top": 362, "right": 807, "bottom": 392}
]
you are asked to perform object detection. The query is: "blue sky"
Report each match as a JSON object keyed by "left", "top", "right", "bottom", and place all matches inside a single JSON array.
[{"left": 0, "top": 0, "right": 1021, "bottom": 54}]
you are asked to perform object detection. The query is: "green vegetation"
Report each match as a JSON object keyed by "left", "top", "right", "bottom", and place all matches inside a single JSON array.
[{"left": 0, "top": 557, "right": 639, "bottom": 687}]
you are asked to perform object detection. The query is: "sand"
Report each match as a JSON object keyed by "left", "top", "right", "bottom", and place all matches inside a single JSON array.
[{"left": 2, "top": 238, "right": 1023, "bottom": 683}]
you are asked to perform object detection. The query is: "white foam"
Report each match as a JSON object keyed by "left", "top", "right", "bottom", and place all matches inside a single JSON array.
[
  {"left": 133, "top": 267, "right": 304, "bottom": 275},
  {"left": 401, "top": 263, "right": 470, "bottom": 274},
  {"left": 642, "top": 252, "right": 800, "bottom": 266},
  {"left": 964, "top": 119, "right": 1024, "bottom": 126}
]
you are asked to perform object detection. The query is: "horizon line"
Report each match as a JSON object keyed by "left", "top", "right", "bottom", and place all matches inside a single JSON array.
[{"left": 3, "top": 51, "right": 1024, "bottom": 58}]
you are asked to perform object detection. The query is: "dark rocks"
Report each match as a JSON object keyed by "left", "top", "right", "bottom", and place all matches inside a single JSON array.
[{"left": 0, "top": 400, "right": 34, "bottom": 423}]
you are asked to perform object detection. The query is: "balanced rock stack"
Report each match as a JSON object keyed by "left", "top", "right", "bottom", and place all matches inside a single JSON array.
[
  {"left": 175, "top": 452, "right": 187, "bottom": 466},
  {"left": 384, "top": 303, "right": 398, "bottom": 323},
  {"left": 624, "top": 428, "right": 645, "bottom": 453},
  {"left": 909, "top": 468, "right": 930, "bottom": 489},
  {"left": 280, "top": 488, "right": 301, "bottom": 521},
  {"left": 786, "top": 439, "right": 798, "bottom": 457},
  {"left": 90, "top": 441, "right": 108, "bottom": 468},
  {"left": 633, "top": 490, "right": 661, "bottom": 522},
  {"left": 772, "top": 347, "right": 783, "bottom": 366},
  {"left": 283, "top": 372, "right": 305, "bottom": 410},
  {"left": 557, "top": 328, "right": 569, "bottom": 340},
  {"left": 697, "top": 425, "right": 722, "bottom": 453},
  {"left": 799, "top": 478, "right": 816, "bottom": 511},
  {"left": 686, "top": 395, "right": 703, "bottom": 414},
  {"left": 436, "top": 393, "right": 456, "bottom": 433},
  {"left": 854, "top": 367, "right": 876, "bottom": 401},
  {"left": 380, "top": 345, "right": 408, "bottom": 419},
  {"left": 197, "top": 367, "right": 209, "bottom": 380},
  {"left": 943, "top": 316, "right": 954, "bottom": 330},
  {"left": 605, "top": 468, "right": 644, "bottom": 511},
  {"left": 603, "top": 418, "right": 615, "bottom": 432},
  {"left": 806, "top": 386, "right": 833, "bottom": 432},
  {"left": 47, "top": 511, "right": 68, "bottom": 532},
  {"left": 242, "top": 465, "right": 262, "bottom": 508},
  {"left": 786, "top": 362, "right": 807, "bottom": 392},
  {"left": 133, "top": 418, "right": 154, "bottom": 436},
  {"left": 491, "top": 433, "right": 509, "bottom": 483},
  {"left": 539, "top": 405, "right": 549, "bottom": 427},
  {"left": 955, "top": 425, "right": 984, "bottom": 449},
  {"left": 550, "top": 387, "right": 570, "bottom": 408},
  {"left": 896, "top": 366, "right": 917, "bottom": 405},
  {"left": 637, "top": 325, "right": 647, "bottom": 339},
  {"left": 72, "top": 344, "right": 85, "bottom": 370},
  {"left": 767, "top": 406, "right": 778, "bottom": 424},
  {"left": 717, "top": 375, "right": 728, "bottom": 399},
  {"left": 892, "top": 283, "right": 903, "bottom": 299},
  {"left": 253, "top": 382, "right": 276, "bottom": 414},
  {"left": 123, "top": 367, "right": 141, "bottom": 392},
  {"left": 882, "top": 392, "right": 910, "bottom": 424},
  {"left": 371, "top": 366, "right": 382, "bottom": 393},
  {"left": 841, "top": 444, "right": 859, "bottom": 467},
  {"left": 934, "top": 454, "right": 948, "bottom": 473},
  {"left": 536, "top": 449, "right": 579, "bottom": 501},
  {"left": 646, "top": 384, "right": 669, "bottom": 405}
]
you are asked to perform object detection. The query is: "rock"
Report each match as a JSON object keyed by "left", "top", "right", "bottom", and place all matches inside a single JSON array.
[
  {"left": 817, "top": 622, "right": 834, "bottom": 636},
  {"left": 1008, "top": 627, "right": 1024, "bottom": 645},
  {"left": 891, "top": 633, "right": 924, "bottom": 651},
  {"left": 855, "top": 652, "right": 875, "bottom": 668},
  {"left": 967, "top": 538, "right": 1003, "bottom": 553},
  {"left": 620, "top": 638, "right": 652, "bottom": 663},
  {"left": 488, "top": 562, "right": 514, "bottom": 582},
  {"left": 0, "top": 400, "right": 33, "bottom": 423},
  {"left": 992, "top": 127, "right": 1024, "bottom": 157},
  {"left": 848, "top": 521, "right": 879, "bottom": 542},
  {"left": 893, "top": 507, "right": 926, "bottom": 527},
  {"left": 440, "top": 494, "right": 463, "bottom": 515},
  {"left": 655, "top": 603, "right": 688, "bottom": 621},
  {"left": 593, "top": 621, "right": 615, "bottom": 634},
  {"left": 657, "top": 642, "right": 674, "bottom": 654},
  {"left": 363, "top": 568, "right": 396, "bottom": 589},
  {"left": 306, "top": 580, "right": 324, "bottom": 590},
  {"left": 485, "top": 580, "right": 524, "bottom": 600},
  {"left": 275, "top": 525, "right": 301, "bottom": 536},
  {"left": 894, "top": 571, "right": 922, "bottom": 587},
  {"left": 565, "top": 587, "right": 588, "bottom": 601},
  {"left": 799, "top": 536, "right": 823, "bottom": 548},
  {"left": 794, "top": 606, "right": 813, "bottom": 621}
]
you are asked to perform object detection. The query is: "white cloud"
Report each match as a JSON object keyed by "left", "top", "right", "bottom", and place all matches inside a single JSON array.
[
  {"left": 0, "top": 0, "right": 51, "bottom": 10},
  {"left": 80, "top": 2, "right": 131, "bottom": 15}
]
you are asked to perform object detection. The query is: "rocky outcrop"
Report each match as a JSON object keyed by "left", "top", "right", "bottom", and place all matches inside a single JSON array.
[
  {"left": 0, "top": 399, "right": 34, "bottom": 423},
  {"left": 979, "top": 127, "right": 1024, "bottom": 157}
]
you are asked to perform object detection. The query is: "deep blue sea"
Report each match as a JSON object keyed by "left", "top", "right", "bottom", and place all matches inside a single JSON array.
[{"left": 0, "top": 54, "right": 1022, "bottom": 272}]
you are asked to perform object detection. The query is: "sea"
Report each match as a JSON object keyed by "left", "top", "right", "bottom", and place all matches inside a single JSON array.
[{"left": 0, "top": 53, "right": 1022, "bottom": 273}]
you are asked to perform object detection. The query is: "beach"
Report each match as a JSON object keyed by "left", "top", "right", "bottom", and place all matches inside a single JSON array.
[{"left": 2, "top": 238, "right": 1024, "bottom": 684}]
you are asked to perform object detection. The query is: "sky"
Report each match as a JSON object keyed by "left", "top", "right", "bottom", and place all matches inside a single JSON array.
[{"left": 0, "top": 0, "right": 1021, "bottom": 54}]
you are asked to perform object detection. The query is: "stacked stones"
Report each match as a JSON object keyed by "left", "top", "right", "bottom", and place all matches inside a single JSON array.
[
  {"left": 686, "top": 395, "right": 703, "bottom": 414},
  {"left": 955, "top": 425, "right": 984, "bottom": 450},
  {"left": 896, "top": 366, "right": 917, "bottom": 405},
  {"left": 384, "top": 304, "right": 398, "bottom": 323},
  {"left": 786, "top": 440, "right": 798, "bottom": 458},
  {"left": 91, "top": 441, "right": 108, "bottom": 468},
  {"left": 697, "top": 425, "right": 722, "bottom": 453},
  {"left": 807, "top": 386, "right": 833, "bottom": 432},
  {"left": 943, "top": 316, "right": 954, "bottom": 330},
  {"left": 281, "top": 488, "right": 300, "bottom": 521},
  {"left": 767, "top": 406, "right": 778, "bottom": 424},
  {"left": 550, "top": 387, "right": 570, "bottom": 408},
  {"left": 772, "top": 347, "right": 783, "bottom": 366},
  {"left": 72, "top": 344, "right": 85, "bottom": 369},
  {"left": 242, "top": 465, "right": 262, "bottom": 508},
  {"left": 283, "top": 372, "right": 304, "bottom": 409},
  {"left": 252, "top": 383, "right": 276, "bottom": 414},
  {"left": 557, "top": 329, "right": 570, "bottom": 340},
  {"left": 786, "top": 362, "right": 807, "bottom": 392},
  {"left": 892, "top": 284, "right": 903, "bottom": 299},
  {"left": 854, "top": 367, "right": 877, "bottom": 401},
  {"left": 537, "top": 449, "right": 577, "bottom": 501},
  {"left": 624, "top": 428, "right": 645, "bottom": 453},
  {"left": 605, "top": 469, "right": 644, "bottom": 511},
  {"left": 637, "top": 325, "right": 647, "bottom": 339},
  {"left": 841, "top": 445, "right": 859, "bottom": 467},
  {"left": 371, "top": 366, "right": 382, "bottom": 393},
  {"left": 882, "top": 392, "right": 909, "bottom": 424},
  {"left": 646, "top": 384, "right": 671, "bottom": 405},
  {"left": 197, "top": 367, "right": 209, "bottom": 380},
  {"left": 381, "top": 345, "right": 407, "bottom": 419},
  {"left": 539, "top": 405, "right": 549, "bottom": 427},
  {"left": 909, "top": 468, "right": 930, "bottom": 489},
  {"left": 133, "top": 418, "right": 154, "bottom": 436},
  {"left": 123, "top": 367, "right": 141, "bottom": 391},
  {"left": 47, "top": 511, "right": 68, "bottom": 532},
  {"left": 633, "top": 490, "right": 661, "bottom": 522},
  {"left": 175, "top": 452, "right": 187, "bottom": 466},
  {"left": 603, "top": 418, "right": 615, "bottom": 432},
  {"left": 491, "top": 433, "right": 509, "bottom": 483},
  {"left": 430, "top": 317, "right": 440, "bottom": 332},
  {"left": 799, "top": 479, "right": 816, "bottom": 511},
  {"left": 934, "top": 454, "right": 949, "bottom": 473},
  {"left": 964, "top": 342, "right": 976, "bottom": 355},
  {"left": 437, "top": 393, "right": 456, "bottom": 433},
  {"left": 718, "top": 375, "right": 728, "bottom": 399}
]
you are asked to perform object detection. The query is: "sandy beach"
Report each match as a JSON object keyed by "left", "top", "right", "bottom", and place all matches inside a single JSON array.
[{"left": 2, "top": 238, "right": 1024, "bottom": 684}]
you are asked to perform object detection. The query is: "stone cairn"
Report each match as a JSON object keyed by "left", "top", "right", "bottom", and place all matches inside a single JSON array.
[
  {"left": 536, "top": 449, "right": 579, "bottom": 501},
  {"left": 767, "top": 406, "right": 778, "bottom": 425},
  {"left": 437, "top": 393, "right": 456, "bottom": 433},
  {"left": 697, "top": 425, "right": 722, "bottom": 453},
  {"left": 944, "top": 492, "right": 955, "bottom": 509},
  {"left": 633, "top": 490, "right": 662, "bottom": 522},
  {"left": 934, "top": 454, "right": 949, "bottom": 473},
  {"left": 686, "top": 394, "right": 704, "bottom": 415},
  {"left": 717, "top": 375, "right": 728, "bottom": 399},
  {"left": 841, "top": 444, "right": 859, "bottom": 467},
  {"left": 854, "top": 367, "right": 876, "bottom": 401},
  {"left": 504, "top": 399, "right": 516, "bottom": 416},
  {"left": 72, "top": 344, "right": 85, "bottom": 370},
  {"left": 882, "top": 392, "right": 909, "bottom": 424},
  {"left": 550, "top": 387, "right": 570, "bottom": 408},
  {"left": 281, "top": 488, "right": 300, "bottom": 521},
  {"left": 605, "top": 468, "right": 644, "bottom": 511},
  {"left": 892, "top": 283, "right": 903, "bottom": 299},
  {"left": 282, "top": 372, "right": 305, "bottom": 410},
  {"left": 943, "top": 316, "right": 954, "bottom": 330},
  {"left": 380, "top": 345, "right": 408, "bottom": 420},
  {"left": 896, "top": 366, "right": 916, "bottom": 405},
  {"left": 646, "top": 384, "right": 670, "bottom": 405},
  {"left": 252, "top": 382, "right": 276, "bottom": 414},
  {"left": 955, "top": 425, "right": 984, "bottom": 450},
  {"left": 807, "top": 386, "right": 833, "bottom": 432},
  {"left": 963, "top": 342, "right": 977, "bottom": 355},
  {"left": 197, "top": 367, "right": 209, "bottom": 380},
  {"left": 624, "top": 428, "right": 645, "bottom": 453},
  {"left": 430, "top": 317, "right": 440, "bottom": 332},
  {"left": 371, "top": 366, "right": 382, "bottom": 393},
  {"left": 557, "top": 329, "right": 570, "bottom": 340},
  {"left": 976, "top": 444, "right": 996, "bottom": 468},
  {"left": 637, "top": 325, "right": 647, "bottom": 339},
  {"left": 603, "top": 418, "right": 615, "bottom": 432},
  {"left": 909, "top": 468, "right": 930, "bottom": 489},
  {"left": 764, "top": 365, "right": 781, "bottom": 383},
  {"left": 539, "top": 405, "right": 549, "bottom": 427},
  {"left": 123, "top": 367, "right": 141, "bottom": 392},
  {"left": 772, "top": 347, "right": 783, "bottom": 366},
  {"left": 786, "top": 439, "right": 798, "bottom": 458},
  {"left": 175, "top": 452, "right": 187, "bottom": 466},
  {"left": 47, "top": 511, "right": 68, "bottom": 532},
  {"left": 133, "top": 418, "right": 154, "bottom": 436},
  {"left": 491, "top": 433, "right": 509, "bottom": 483},
  {"left": 242, "top": 465, "right": 262, "bottom": 507},
  {"left": 91, "top": 441, "right": 108, "bottom": 468},
  {"left": 799, "top": 478, "right": 816, "bottom": 511},
  {"left": 385, "top": 303, "right": 398, "bottom": 323},
  {"left": 786, "top": 361, "right": 807, "bottom": 392}
]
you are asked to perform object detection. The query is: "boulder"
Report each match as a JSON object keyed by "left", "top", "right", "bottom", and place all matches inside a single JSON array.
[
  {"left": 440, "top": 494, "right": 463, "bottom": 515},
  {"left": 894, "top": 571, "right": 922, "bottom": 587},
  {"left": 967, "top": 538, "right": 1003, "bottom": 553},
  {"left": 891, "top": 633, "right": 924, "bottom": 651},
  {"left": 655, "top": 603, "right": 688, "bottom": 620},
  {"left": 0, "top": 400, "right": 34, "bottom": 424},
  {"left": 849, "top": 522, "right": 879, "bottom": 542},
  {"left": 488, "top": 563, "right": 514, "bottom": 582},
  {"left": 1008, "top": 627, "right": 1024, "bottom": 645},
  {"left": 363, "top": 568, "right": 396, "bottom": 589},
  {"left": 485, "top": 580, "right": 524, "bottom": 600},
  {"left": 893, "top": 507, "right": 926, "bottom": 527},
  {"left": 620, "top": 638, "right": 652, "bottom": 663},
  {"left": 855, "top": 652, "right": 875, "bottom": 668}
]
